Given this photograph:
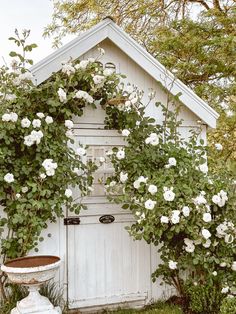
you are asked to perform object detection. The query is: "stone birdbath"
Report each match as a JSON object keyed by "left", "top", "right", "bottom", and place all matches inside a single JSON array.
[{"left": 1, "top": 255, "right": 62, "bottom": 314}]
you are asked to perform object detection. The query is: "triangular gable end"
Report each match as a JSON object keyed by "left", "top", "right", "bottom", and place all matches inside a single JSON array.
[{"left": 30, "top": 18, "right": 219, "bottom": 128}]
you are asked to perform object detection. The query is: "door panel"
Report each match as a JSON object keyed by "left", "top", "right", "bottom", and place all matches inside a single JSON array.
[{"left": 67, "top": 128, "right": 151, "bottom": 310}]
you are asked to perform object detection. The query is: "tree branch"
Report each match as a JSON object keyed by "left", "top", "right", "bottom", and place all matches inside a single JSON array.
[
  {"left": 213, "top": 0, "right": 223, "bottom": 11},
  {"left": 188, "top": 0, "right": 210, "bottom": 10}
]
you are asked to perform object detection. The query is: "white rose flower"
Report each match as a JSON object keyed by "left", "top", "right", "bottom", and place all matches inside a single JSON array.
[
  {"left": 75, "top": 90, "right": 84, "bottom": 99},
  {"left": 57, "top": 88, "right": 67, "bottom": 102},
  {"left": 5, "top": 93, "right": 17, "bottom": 101},
  {"left": 226, "top": 110, "right": 234, "bottom": 117},
  {"left": 182, "top": 206, "right": 190, "bottom": 217},
  {"left": 203, "top": 239, "right": 211, "bottom": 248},
  {"left": 16, "top": 193, "right": 21, "bottom": 199},
  {"left": 220, "top": 262, "right": 227, "bottom": 267},
  {"left": 212, "top": 195, "right": 221, "bottom": 204},
  {"left": 65, "top": 120, "right": 74, "bottom": 129},
  {"left": 201, "top": 228, "right": 211, "bottom": 239},
  {"left": 125, "top": 85, "right": 133, "bottom": 93},
  {"left": 184, "top": 238, "right": 195, "bottom": 253},
  {"left": 46, "top": 168, "right": 55, "bottom": 176},
  {"left": 65, "top": 188, "right": 73, "bottom": 198},
  {"left": 216, "top": 223, "right": 228, "bottom": 238},
  {"left": 93, "top": 75, "right": 104, "bottom": 85},
  {"left": 24, "top": 135, "right": 35, "bottom": 147},
  {"left": 203, "top": 213, "right": 212, "bottom": 223},
  {"left": 160, "top": 216, "right": 169, "bottom": 224},
  {"left": 221, "top": 287, "right": 229, "bottom": 294},
  {"left": 75, "top": 60, "right": 89, "bottom": 69},
  {"left": 36, "top": 112, "right": 45, "bottom": 119},
  {"left": 168, "top": 157, "right": 177, "bottom": 166},
  {"left": 148, "top": 184, "right": 157, "bottom": 195},
  {"left": 30, "top": 130, "right": 43, "bottom": 144},
  {"left": 171, "top": 210, "right": 180, "bottom": 224},
  {"left": 10, "top": 112, "right": 18, "bottom": 122},
  {"left": 215, "top": 143, "right": 223, "bottom": 151},
  {"left": 163, "top": 187, "right": 175, "bottom": 202},
  {"left": 2, "top": 113, "right": 11, "bottom": 121},
  {"left": 19, "top": 71, "right": 33, "bottom": 81},
  {"left": 62, "top": 63, "right": 75, "bottom": 76},
  {"left": 76, "top": 147, "right": 86, "bottom": 156},
  {"left": 232, "top": 261, "right": 236, "bottom": 271},
  {"left": 4, "top": 173, "right": 14, "bottom": 183},
  {"left": 42, "top": 159, "right": 58, "bottom": 173},
  {"left": 116, "top": 149, "right": 125, "bottom": 160},
  {"left": 145, "top": 133, "right": 159, "bottom": 146},
  {"left": 212, "top": 271, "right": 217, "bottom": 276},
  {"left": 99, "top": 157, "right": 105, "bottom": 163},
  {"left": 168, "top": 260, "right": 177, "bottom": 270},
  {"left": 21, "top": 186, "right": 28, "bottom": 193},
  {"left": 66, "top": 129, "right": 73, "bottom": 139},
  {"left": 40, "top": 173, "right": 46, "bottom": 179},
  {"left": 21, "top": 118, "right": 31, "bottom": 128},
  {"left": 32, "top": 119, "right": 41, "bottom": 128},
  {"left": 193, "top": 194, "right": 207, "bottom": 205},
  {"left": 133, "top": 176, "right": 148, "bottom": 189},
  {"left": 199, "top": 163, "right": 208, "bottom": 174},
  {"left": 45, "top": 116, "right": 53, "bottom": 124},
  {"left": 122, "top": 129, "right": 130, "bottom": 137},
  {"left": 144, "top": 199, "right": 156, "bottom": 210},
  {"left": 133, "top": 180, "right": 141, "bottom": 189},
  {"left": 103, "top": 68, "right": 113, "bottom": 76},
  {"left": 120, "top": 172, "right": 128, "bottom": 183}
]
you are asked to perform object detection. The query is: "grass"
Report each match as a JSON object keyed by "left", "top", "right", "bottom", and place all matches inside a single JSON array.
[
  {"left": 0, "top": 284, "right": 182, "bottom": 314},
  {"left": 102, "top": 301, "right": 183, "bottom": 314}
]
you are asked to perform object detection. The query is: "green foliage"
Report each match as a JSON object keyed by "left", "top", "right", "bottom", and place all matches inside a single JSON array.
[
  {"left": 220, "top": 297, "right": 236, "bottom": 314},
  {"left": 185, "top": 281, "right": 225, "bottom": 314},
  {"left": 106, "top": 98, "right": 236, "bottom": 300},
  {"left": 0, "top": 31, "right": 127, "bottom": 259},
  {"left": 102, "top": 301, "right": 183, "bottom": 314}
]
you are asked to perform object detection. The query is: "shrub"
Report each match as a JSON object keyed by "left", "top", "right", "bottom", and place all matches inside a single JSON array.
[
  {"left": 185, "top": 281, "right": 225, "bottom": 314},
  {"left": 106, "top": 100, "right": 236, "bottom": 299},
  {"left": 220, "top": 297, "right": 236, "bottom": 314}
]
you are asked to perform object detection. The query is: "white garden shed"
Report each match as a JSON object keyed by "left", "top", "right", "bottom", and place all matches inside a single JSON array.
[{"left": 30, "top": 18, "right": 219, "bottom": 312}]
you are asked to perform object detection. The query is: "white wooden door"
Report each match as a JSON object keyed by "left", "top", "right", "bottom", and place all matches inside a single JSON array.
[{"left": 67, "top": 126, "right": 152, "bottom": 311}]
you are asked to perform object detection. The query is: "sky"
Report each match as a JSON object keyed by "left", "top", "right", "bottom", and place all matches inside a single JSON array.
[{"left": 0, "top": 0, "right": 73, "bottom": 66}]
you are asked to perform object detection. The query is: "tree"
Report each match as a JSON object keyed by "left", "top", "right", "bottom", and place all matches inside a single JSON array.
[{"left": 44, "top": 0, "right": 236, "bottom": 167}]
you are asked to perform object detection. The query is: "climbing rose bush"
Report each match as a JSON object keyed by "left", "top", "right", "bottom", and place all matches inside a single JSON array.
[
  {"left": 0, "top": 30, "right": 131, "bottom": 259},
  {"left": 106, "top": 102, "right": 236, "bottom": 297}
]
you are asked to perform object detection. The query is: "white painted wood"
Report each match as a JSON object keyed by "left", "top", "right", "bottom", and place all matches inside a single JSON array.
[
  {"left": 67, "top": 127, "right": 152, "bottom": 310},
  {"left": 30, "top": 18, "right": 218, "bottom": 128}
]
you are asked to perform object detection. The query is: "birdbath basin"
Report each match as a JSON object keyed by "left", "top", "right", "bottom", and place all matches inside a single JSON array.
[{"left": 1, "top": 255, "right": 62, "bottom": 314}]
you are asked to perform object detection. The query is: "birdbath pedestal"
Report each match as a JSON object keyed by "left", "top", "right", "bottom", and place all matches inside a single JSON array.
[{"left": 1, "top": 255, "right": 62, "bottom": 314}]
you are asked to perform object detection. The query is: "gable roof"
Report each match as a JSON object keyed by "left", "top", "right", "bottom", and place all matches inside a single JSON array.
[{"left": 30, "top": 18, "right": 219, "bottom": 128}]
